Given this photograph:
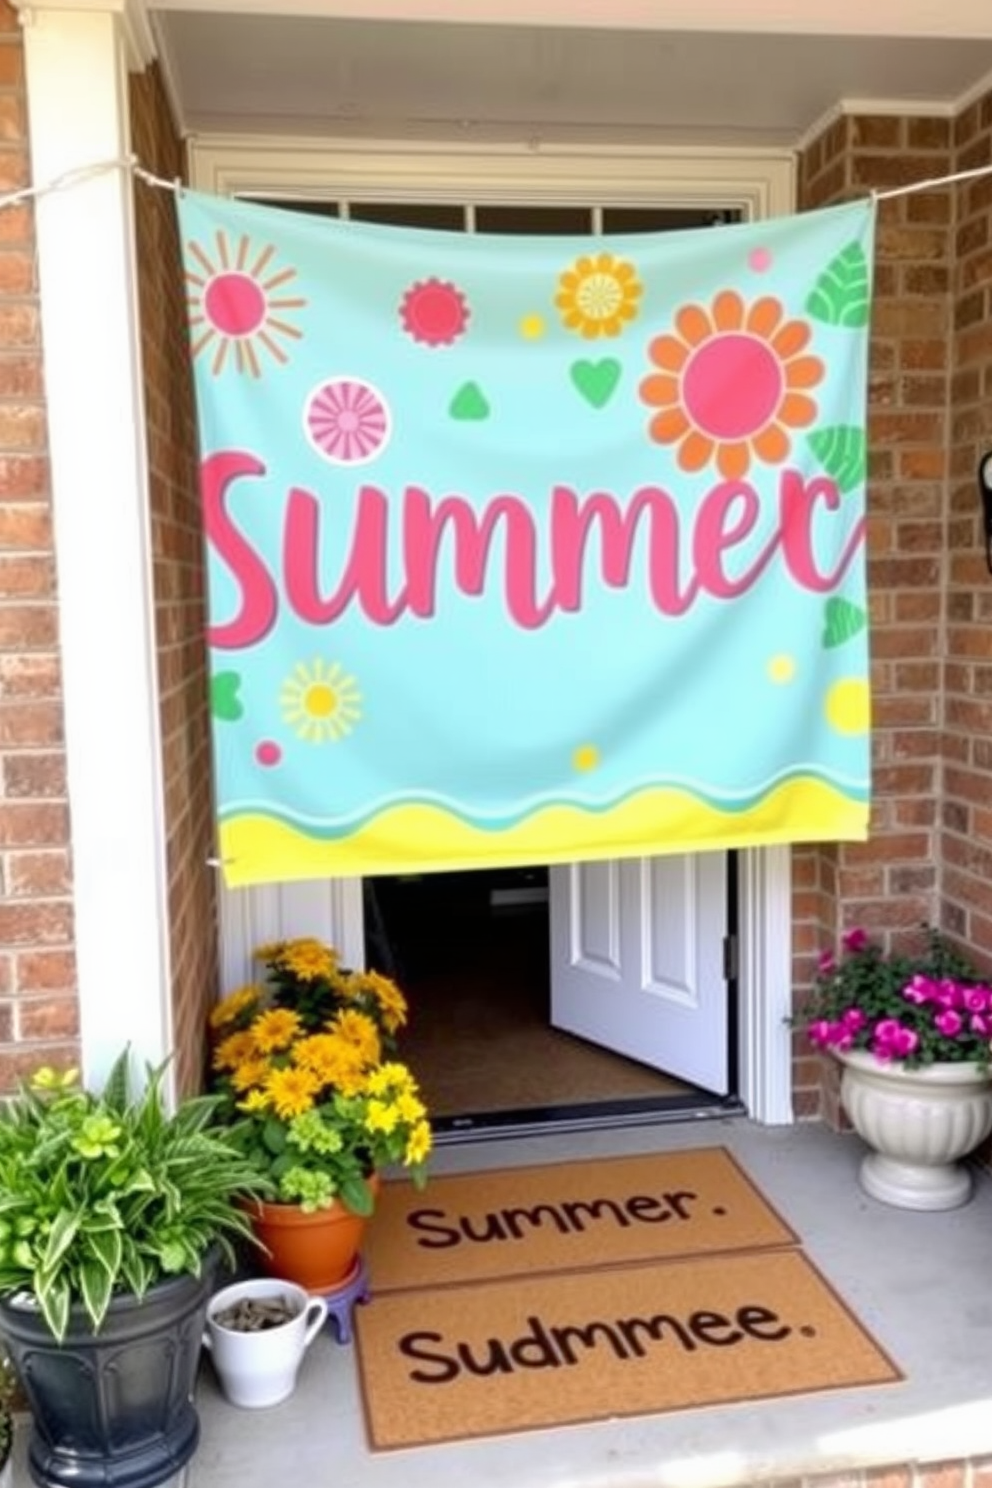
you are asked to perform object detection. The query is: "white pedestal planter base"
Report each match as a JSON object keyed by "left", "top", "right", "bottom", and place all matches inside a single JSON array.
[
  {"left": 837, "top": 1051, "right": 992, "bottom": 1212},
  {"left": 859, "top": 1150, "right": 974, "bottom": 1211}
]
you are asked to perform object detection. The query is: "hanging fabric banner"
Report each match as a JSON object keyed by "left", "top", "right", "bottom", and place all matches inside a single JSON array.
[{"left": 178, "top": 190, "right": 876, "bottom": 888}]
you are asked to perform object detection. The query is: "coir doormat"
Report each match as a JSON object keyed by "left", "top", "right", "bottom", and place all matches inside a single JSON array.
[
  {"left": 354, "top": 1247, "right": 902, "bottom": 1450},
  {"left": 363, "top": 1147, "right": 797, "bottom": 1293}
]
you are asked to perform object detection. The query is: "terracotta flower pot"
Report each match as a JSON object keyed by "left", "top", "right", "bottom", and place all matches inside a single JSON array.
[{"left": 249, "top": 1178, "right": 379, "bottom": 1291}]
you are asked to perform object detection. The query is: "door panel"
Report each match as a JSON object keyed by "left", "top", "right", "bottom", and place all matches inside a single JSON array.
[{"left": 550, "top": 853, "right": 729, "bottom": 1094}]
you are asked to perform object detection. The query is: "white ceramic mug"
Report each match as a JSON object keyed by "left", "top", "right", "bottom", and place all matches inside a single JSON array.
[{"left": 202, "top": 1277, "right": 328, "bottom": 1409}]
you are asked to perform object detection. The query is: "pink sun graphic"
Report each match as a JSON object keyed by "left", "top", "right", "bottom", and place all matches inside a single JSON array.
[
  {"left": 399, "top": 278, "right": 470, "bottom": 346},
  {"left": 304, "top": 377, "right": 391, "bottom": 465},
  {"left": 184, "top": 231, "right": 306, "bottom": 377}
]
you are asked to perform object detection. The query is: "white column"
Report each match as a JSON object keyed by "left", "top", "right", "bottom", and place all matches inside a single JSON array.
[{"left": 17, "top": 6, "right": 172, "bottom": 1087}]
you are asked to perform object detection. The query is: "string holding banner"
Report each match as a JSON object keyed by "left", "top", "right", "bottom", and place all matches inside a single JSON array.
[{"left": 0, "top": 152, "right": 991, "bottom": 216}]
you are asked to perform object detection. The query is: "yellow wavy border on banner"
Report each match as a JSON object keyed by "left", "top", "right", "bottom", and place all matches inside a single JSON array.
[{"left": 217, "top": 779, "right": 868, "bottom": 886}]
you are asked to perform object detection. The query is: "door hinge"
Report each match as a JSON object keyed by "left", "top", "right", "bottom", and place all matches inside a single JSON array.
[{"left": 722, "top": 933, "right": 739, "bottom": 983}]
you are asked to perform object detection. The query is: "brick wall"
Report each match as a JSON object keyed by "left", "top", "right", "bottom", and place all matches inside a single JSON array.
[
  {"left": 129, "top": 65, "right": 218, "bottom": 1098},
  {"left": 944, "top": 92, "right": 992, "bottom": 965},
  {"left": 794, "top": 105, "right": 992, "bottom": 1119},
  {"left": 793, "top": 115, "right": 956, "bottom": 1119},
  {"left": 0, "top": 0, "right": 77, "bottom": 1090}
]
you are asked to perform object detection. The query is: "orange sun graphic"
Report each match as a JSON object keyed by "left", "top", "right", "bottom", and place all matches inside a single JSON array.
[
  {"left": 185, "top": 232, "right": 307, "bottom": 377},
  {"left": 639, "top": 291, "right": 824, "bottom": 480}
]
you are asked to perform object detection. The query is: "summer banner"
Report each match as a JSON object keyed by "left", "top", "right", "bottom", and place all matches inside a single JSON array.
[{"left": 178, "top": 191, "right": 876, "bottom": 888}]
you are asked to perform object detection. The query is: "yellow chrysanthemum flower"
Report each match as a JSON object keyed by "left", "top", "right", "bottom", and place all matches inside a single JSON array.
[
  {"left": 212, "top": 1029, "right": 258, "bottom": 1072},
  {"left": 405, "top": 1120, "right": 433, "bottom": 1165},
  {"left": 395, "top": 1090, "right": 427, "bottom": 1124},
  {"left": 253, "top": 941, "right": 285, "bottom": 963},
  {"left": 292, "top": 1032, "right": 366, "bottom": 1090},
  {"left": 365, "top": 1099, "right": 400, "bottom": 1135},
  {"left": 556, "top": 252, "right": 642, "bottom": 339},
  {"left": 230, "top": 1056, "right": 271, "bottom": 1093},
  {"left": 331, "top": 1009, "right": 381, "bottom": 1066},
  {"left": 364, "top": 1062, "right": 417, "bottom": 1098},
  {"left": 276, "top": 938, "right": 340, "bottom": 983},
  {"left": 238, "top": 1088, "right": 271, "bottom": 1114},
  {"left": 264, "top": 1065, "right": 322, "bottom": 1120},
  {"left": 208, "top": 985, "right": 262, "bottom": 1031},
  {"left": 250, "top": 1008, "right": 303, "bottom": 1054},
  {"left": 351, "top": 971, "right": 407, "bottom": 1033}
]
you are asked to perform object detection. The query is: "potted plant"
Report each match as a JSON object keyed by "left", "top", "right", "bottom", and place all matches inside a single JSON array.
[
  {"left": 0, "top": 1353, "right": 16, "bottom": 1488},
  {"left": 208, "top": 937, "right": 432, "bottom": 1291},
  {"left": 0, "top": 1050, "right": 269, "bottom": 1488},
  {"left": 796, "top": 925, "right": 992, "bottom": 1210}
]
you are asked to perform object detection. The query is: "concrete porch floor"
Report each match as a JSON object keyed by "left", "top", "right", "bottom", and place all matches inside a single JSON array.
[{"left": 14, "top": 1115, "right": 992, "bottom": 1487}]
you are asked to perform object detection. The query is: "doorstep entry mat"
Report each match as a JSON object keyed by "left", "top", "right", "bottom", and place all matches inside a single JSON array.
[
  {"left": 354, "top": 1247, "right": 902, "bottom": 1450},
  {"left": 363, "top": 1146, "right": 798, "bottom": 1293}
]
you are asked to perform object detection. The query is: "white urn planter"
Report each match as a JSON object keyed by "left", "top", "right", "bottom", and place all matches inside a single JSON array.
[{"left": 837, "top": 1050, "right": 992, "bottom": 1211}]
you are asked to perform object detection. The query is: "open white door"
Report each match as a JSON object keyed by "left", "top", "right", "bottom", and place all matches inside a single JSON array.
[{"left": 549, "top": 853, "right": 730, "bottom": 1095}]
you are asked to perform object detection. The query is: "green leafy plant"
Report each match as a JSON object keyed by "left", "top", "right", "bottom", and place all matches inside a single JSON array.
[
  {"left": 795, "top": 925, "right": 992, "bottom": 1068},
  {"left": 209, "top": 938, "right": 432, "bottom": 1216},
  {"left": 0, "top": 1050, "right": 270, "bottom": 1341}
]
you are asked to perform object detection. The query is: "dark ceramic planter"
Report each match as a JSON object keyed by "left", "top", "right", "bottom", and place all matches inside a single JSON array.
[{"left": 0, "top": 1261, "right": 218, "bottom": 1488}]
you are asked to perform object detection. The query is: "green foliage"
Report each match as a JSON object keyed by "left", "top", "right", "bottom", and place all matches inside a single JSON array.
[{"left": 0, "top": 1050, "right": 270, "bottom": 1341}]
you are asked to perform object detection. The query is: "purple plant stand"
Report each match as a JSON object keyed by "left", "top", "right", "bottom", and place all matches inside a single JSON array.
[{"left": 319, "top": 1255, "right": 370, "bottom": 1344}]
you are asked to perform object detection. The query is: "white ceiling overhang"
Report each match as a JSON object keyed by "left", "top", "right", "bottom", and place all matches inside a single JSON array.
[{"left": 126, "top": 0, "right": 992, "bottom": 147}]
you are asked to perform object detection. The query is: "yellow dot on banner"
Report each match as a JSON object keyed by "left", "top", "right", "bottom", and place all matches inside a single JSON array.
[
  {"left": 520, "top": 314, "right": 546, "bottom": 340},
  {"left": 767, "top": 654, "right": 796, "bottom": 684},
  {"left": 573, "top": 744, "right": 600, "bottom": 772},
  {"left": 826, "top": 677, "right": 870, "bottom": 736}
]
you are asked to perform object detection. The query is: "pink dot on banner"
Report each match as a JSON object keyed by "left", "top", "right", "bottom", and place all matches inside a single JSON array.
[
  {"left": 748, "top": 247, "right": 773, "bottom": 273},
  {"left": 203, "top": 273, "right": 268, "bottom": 336},
  {"left": 304, "top": 377, "right": 391, "bottom": 465},
  {"left": 255, "top": 740, "right": 282, "bottom": 767}
]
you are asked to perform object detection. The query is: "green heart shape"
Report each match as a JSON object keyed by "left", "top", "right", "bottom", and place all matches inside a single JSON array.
[
  {"left": 211, "top": 670, "right": 244, "bottom": 722},
  {"left": 449, "top": 382, "right": 491, "bottom": 420},
  {"left": 571, "top": 358, "right": 622, "bottom": 409},
  {"left": 822, "top": 597, "right": 867, "bottom": 649}
]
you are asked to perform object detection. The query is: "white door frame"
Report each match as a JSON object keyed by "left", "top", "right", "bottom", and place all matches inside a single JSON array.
[{"left": 195, "top": 134, "right": 797, "bottom": 1125}]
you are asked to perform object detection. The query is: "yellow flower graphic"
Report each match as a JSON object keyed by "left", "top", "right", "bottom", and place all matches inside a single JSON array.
[
  {"left": 280, "top": 659, "right": 361, "bottom": 743},
  {"left": 264, "top": 1065, "right": 322, "bottom": 1119},
  {"left": 208, "top": 984, "right": 262, "bottom": 1030},
  {"left": 250, "top": 1007, "right": 303, "bottom": 1054},
  {"left": 556, "top": 252, "right": 642, "bottom": 339},
  {"left": 640, "top": 291, "right": 824, "bottom": 480}
]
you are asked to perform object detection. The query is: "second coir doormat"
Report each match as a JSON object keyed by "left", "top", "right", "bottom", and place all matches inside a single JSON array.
[
  {"left": 363, "top": 1146, "right": 797, "bottom": 1292},
  {"left": 354, "top": 1247, "right": 902, "bottom": 1450}
]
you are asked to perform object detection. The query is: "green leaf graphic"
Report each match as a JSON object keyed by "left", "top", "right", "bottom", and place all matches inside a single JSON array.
[
  {"left": 822, "top": 597, "right": 867, "bottom": 649},
  {"left": 210, "top": 671, "right": 244, "bottom": 723},
  {"left": 805, "top": 242, "right": 871, "bottom": 327},
  {"left": 808, "top": 425, "right": 866, "bottom": 494}
]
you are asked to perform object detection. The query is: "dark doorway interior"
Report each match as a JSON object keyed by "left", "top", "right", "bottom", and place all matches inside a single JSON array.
[{"left": 363, "top": 867, "right": 729, "bottom": 1138}]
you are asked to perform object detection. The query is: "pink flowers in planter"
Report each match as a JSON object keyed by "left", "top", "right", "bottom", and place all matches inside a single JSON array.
[{"left": 797, "top": 926, "right": 992, "bottom": 1069}]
